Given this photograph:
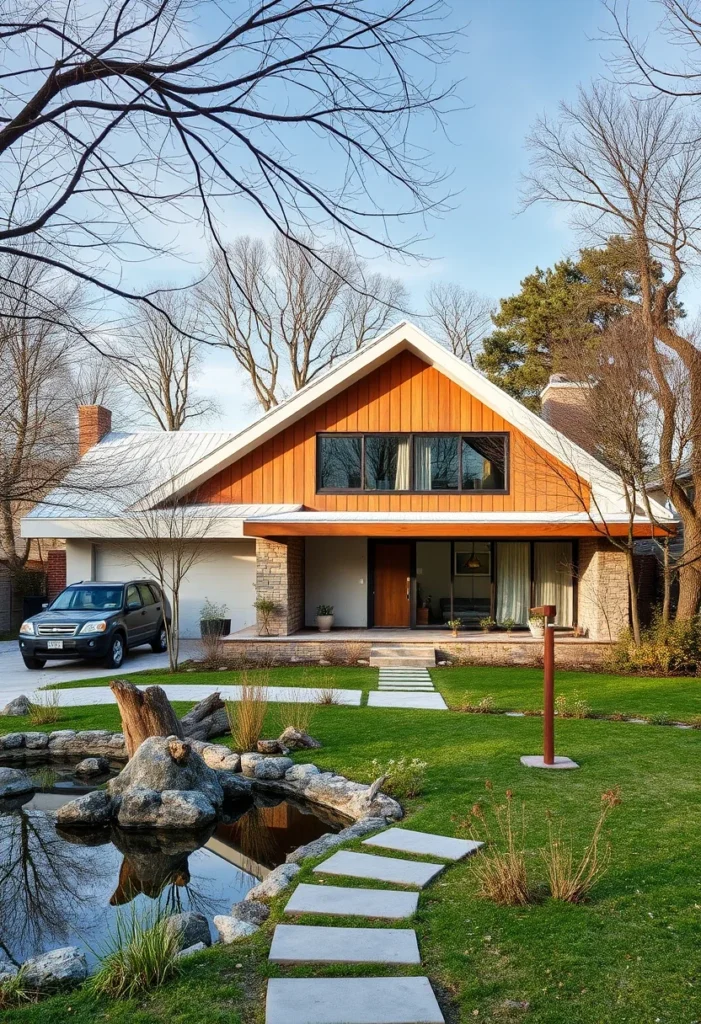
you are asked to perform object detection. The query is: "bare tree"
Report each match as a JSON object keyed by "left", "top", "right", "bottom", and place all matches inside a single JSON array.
[
  {"left": 200, "top": 234, "right": 408, "bottom": 410},
  {"left": 0, "top": 252, "right": 86, "bottom": 574},
  {"left": 426, "top": 282, "right": 494, "bottom": 364},
  {"left": 607, "top": 0, "right": 701, "bottom": 97},
  {"left": 115, "top": 291, "right": 215, "bottom": 430},
  {"left": 0, "top": 0, "right": 456, "bottom": 312},
  {"left": 524, "top": 84, "right": 701, "bottom": 619}
]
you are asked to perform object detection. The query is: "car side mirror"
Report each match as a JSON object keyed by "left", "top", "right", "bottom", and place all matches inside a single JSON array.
[
  {"left": 41, "top": 603, "right": 48, "bottom": 610},
  {"left": 127, "top": 600, "right": 141, "bottom": 611}
]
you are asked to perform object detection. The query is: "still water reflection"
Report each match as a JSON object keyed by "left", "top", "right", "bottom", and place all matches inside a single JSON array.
[{"left": 0, "top": 760, "right": 346, "bottom": 967}]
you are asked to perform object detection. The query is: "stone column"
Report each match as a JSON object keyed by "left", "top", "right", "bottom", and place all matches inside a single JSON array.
[
  {"left": 577, "top": 539, "right": 629, "bottom": 640},
  {"left": 255, "top": 537, "right": 305, "bottom": 636}
]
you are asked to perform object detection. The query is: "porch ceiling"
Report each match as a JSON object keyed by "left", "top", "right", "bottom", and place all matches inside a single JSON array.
[{"left": 242, "top": 512, "right": 671, "bottom": 539}]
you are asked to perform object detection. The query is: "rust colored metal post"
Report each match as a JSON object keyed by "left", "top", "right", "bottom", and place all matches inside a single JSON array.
[{"left": 543, "top": 608, "right": 555, "bottom": 765}]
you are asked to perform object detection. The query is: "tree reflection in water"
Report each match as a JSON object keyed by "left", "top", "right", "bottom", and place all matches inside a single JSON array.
[{"left": 0, "top": 803, "right": 96, "bottom": 965}]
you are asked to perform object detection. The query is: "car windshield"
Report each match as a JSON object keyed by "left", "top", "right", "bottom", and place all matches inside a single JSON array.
[{"left": 50, "top": 586, "right": 123, "bottom": 611}]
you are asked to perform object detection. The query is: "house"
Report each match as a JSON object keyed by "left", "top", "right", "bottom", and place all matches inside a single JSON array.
[{"left": 21, "top": 323, "right": 672, "bottom": 647}]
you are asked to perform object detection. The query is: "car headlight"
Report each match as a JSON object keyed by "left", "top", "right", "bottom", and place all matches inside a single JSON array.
[
  {"left": 79, "top": 620, "right": 108, "bottom": 635},
  {"left": 19, "top": 621, "right": 34, "bottom": 635}
]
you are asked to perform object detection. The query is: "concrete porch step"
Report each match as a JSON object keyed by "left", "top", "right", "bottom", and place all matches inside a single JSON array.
[{"left": 371, "top": 657, "right": 435, "bottom": 668}]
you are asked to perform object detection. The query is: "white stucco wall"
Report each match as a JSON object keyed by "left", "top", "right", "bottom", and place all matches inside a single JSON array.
[
  {"left": 66, "top": 539, "right": 95, "bottom": 583},
  {"left": 88, "top": 539, "right": 256, "bottom": 638},
  {"left": 305, "top": 537, "right": 368, "bottom": 627}
]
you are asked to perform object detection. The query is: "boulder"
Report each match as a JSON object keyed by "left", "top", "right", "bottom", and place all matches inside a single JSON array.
[
  {"left": 108, "top": 736, "right": 225, "bottom": 810},
  {"left": 117, "top": 788, "right": 217, "bottom": 829},
  {"left": 218, "top": 771, "right": 253, "bottom": 800},
  {"left": 0, "top": 733, "right": 25, "bottom": 750},
  {"left": 57, "top": 790, "right": 113, "bottom": 826},
  {"left": 0, "top": 767, "right": 34, "bottom": 799},
  {"left": 0, "top": 960, "right": 18, "bottom": 983},
  {"left": 256, "top": 769, "right": 402, "bottom": 822},
  {"left": 48, "top": 730, "right": 76, "bottom": 743},
  {"left": 240, "top": 752, "right": 264, "bottom": 776},
  {"left": 253, "top": 757, "right": 294, "bottom": 781},
  {"left": 244, "top": 862, "right": 300, "bottom": 902},
  {"left": 230, "top": 899, "right": 270, "bottom": 926},
  {"left": 164, "top": 911, "right": 211, "bottom": 950},
  {"left": 176, "top": 941, "right": 208, "bottom": 959},
  {"left": 1, "top": 695, "right": 31, "bottom": 716},
  {"left": 189, "top": 740, "right": 241, "bottom": 772},
  {"left": 284, "top": 763, "right": 320, "bottom": 782},
  {"left": 257, "top": 739, "right": 287, "bottom": 755},
  {"left": 213, "top": 916, "right": 259, "bottom": 944},
  {"left": 74, "top": 756, "right": 110, "bottom": 775},
  {"left": 279, "top": 726, "right": 322, "bottom": 750},
  {"left": 24, "top": 732, "right": 49, "bottom": 750},
  {"left": 21, "top": 947, "right": 87, "bottom": 992}
]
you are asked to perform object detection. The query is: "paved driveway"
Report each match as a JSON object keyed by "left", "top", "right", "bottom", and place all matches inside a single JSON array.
[{"left": 0, "top": 641, "right": 200, "bottom": 705}]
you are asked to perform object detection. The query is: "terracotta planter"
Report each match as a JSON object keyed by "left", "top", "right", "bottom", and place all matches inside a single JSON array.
[{"left": 317, "top": 615, "right": 334, "bottom": 633}]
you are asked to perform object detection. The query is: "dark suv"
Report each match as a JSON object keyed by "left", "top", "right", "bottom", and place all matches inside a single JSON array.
[{"left": 18, "top": 580, "right": 171, "bottom": 671}]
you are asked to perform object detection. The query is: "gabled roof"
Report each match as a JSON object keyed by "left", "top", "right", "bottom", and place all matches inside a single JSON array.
[{"left": 134, "top": 321, "right": 673, "bottom": 521}]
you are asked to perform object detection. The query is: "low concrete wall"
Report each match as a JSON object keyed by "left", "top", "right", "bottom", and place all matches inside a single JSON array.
[{"left": 222, "top": 640, "right": 373, "bottom": 665}]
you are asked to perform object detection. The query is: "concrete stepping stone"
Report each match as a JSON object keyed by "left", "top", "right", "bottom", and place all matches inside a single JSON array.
[
  {"left": 314, "top": 850, "right": 443, "bottom": 887},
  {"left": 265, "top": 977, "right": 445, "bottom": 1024},
  {"left": 269, "top": 924, "right": 421, "bottom": 965},
  {"left": 363, "top": 827, "right": 482, "bottom": 862},
  {"left": 368, "top": 692, "right": 447, "bottom": 710},
  {"left": 284, "top": 883, "right": 419, "bottom": 920}
]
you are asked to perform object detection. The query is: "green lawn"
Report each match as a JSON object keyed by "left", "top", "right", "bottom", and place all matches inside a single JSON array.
[
  {"left": 433, "top": 665, "right": 701, "bottom": 722},
  {"left": 2, "top": 669, "right": 701, "bottom": 1023},
  {"left": 45, "top": 665, "right": 377, "bottom": 692}
]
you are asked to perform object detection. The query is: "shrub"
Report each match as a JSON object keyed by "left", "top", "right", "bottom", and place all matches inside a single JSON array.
[
  {"left": 608, "top": 614, "right": 701, "bottom": 675},
  {"left": 647, "top": 710, "right": 672, "bottom": 726},
  {"left": 541, "top": 788, "right": 621, "bottom": 903},
  {"left": 458, "top": 693, "right": 497, "bottom": 714},
  {"left": 27, "top": 690, "right": 61, "bottom": 725},
  {"left": 226, "top": 671, "right": 269, "bottom": 751},
  {"left": 200, "top": 597, "right": 228, "bottom": 621},
  {"left": 316, "top": 604, "right": 334, "bottom": 616},
  {"left": 554, "top": 691, "right": 591, "bottom": 719},
  {"left": 91, "top": 905, "right": 181, "bottom": 1000},
  {"left": 278, "top": 685, "right": 316, "bottom": 735},
  {"left": 460, "top": 783, "right": 532, "bottom": 906},
  {"left": 479, "top": 616, "right": 497, "bottom": 632},
  {"left": 500, "top": 617, "right": 516, "bottom": 633},
  {"left": 688, "top": 715, "right": 701, "bottom": 729},
  {"left": 253, "top": 597, "right": 279, "bottom": 636},
  {"left": 370, "top": 757, "right": 428, "bottom": 799}
]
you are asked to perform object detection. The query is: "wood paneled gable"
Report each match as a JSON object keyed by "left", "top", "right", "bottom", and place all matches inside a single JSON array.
[{"left": 194, "top": 351, "right": 589, "bottom": 512}]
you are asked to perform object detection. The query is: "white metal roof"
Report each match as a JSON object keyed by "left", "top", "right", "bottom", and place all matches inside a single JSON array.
[{"left": 245, "top": 511, "right": 658, "bottom": 525}]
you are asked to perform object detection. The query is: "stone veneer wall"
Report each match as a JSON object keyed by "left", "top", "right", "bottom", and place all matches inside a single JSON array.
[
  {"left": 255, "top": 537, "right": 305, "bottom": 636},
  {"left": 577, "top": 538, "right": 630, "bottom": 641}
]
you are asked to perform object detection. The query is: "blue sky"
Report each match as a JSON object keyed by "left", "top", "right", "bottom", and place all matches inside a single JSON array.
[{"left": 189, "top": 0, "right": 663, "bottom": 429}]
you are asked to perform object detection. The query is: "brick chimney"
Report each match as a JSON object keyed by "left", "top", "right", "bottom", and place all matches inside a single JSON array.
[
  {"left": 78, "top": 405, "right": 112, "bottom": 457},
  {"left": 540, "top": 374, "right": 594, "bottom": 452}
]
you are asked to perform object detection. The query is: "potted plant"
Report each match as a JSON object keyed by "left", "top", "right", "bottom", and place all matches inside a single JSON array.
[
  {"left": 254, "top": 597, "right": 279, "bottom": 636},
  {"left": 528, "top": 613, "right": 546, "bottom": 638},
  {"left": 501, "top": 617, "right": 515, "bottom": 634},
  {"left": 199, "top": 598, "right": 231, "bottom": 638},
  {"left": 416, "top": 589, "right": 431, "bottom": 625},
  {"left": 316, "top": 604, "right": 334, "bottom": 632},
  {"left": 479, "top": 616, "right": 497, "bottom": 633},
  {"left": 446, "top": 617, "right": 462, "bottom": 638}
]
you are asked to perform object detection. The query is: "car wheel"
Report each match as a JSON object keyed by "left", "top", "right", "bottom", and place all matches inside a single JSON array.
[
  {"left": 104, "top": 633, "right": 126, "bottom": 669},
  {"left": 22, "top": 655, "right": 46, "bottom": 670},
  {"left": 151, "top": 624, "right": 168, "bottom": 653}
]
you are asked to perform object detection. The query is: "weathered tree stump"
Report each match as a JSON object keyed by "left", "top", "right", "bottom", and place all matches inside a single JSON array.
[
  {"left": 110, "top": 679, "right": 184, "bottom": 758},
  {"left": 179, "top": 691, "right": 228, "bottom": 741}
]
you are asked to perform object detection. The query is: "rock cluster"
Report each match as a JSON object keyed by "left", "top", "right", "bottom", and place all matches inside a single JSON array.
[{"left": 0, "top": 729, "right": 127, "bottom": 760}]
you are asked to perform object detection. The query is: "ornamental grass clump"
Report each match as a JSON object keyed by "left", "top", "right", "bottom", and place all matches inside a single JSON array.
[
  {"left": 316, "top": 675, "right": 341, "bottom": 705},
  {"left": 27, "top": 690, "right": 61, "bottom": 725},
  {"left": 0, "top": 970, "right": 33, "bottom": 1009},
  {"left": 458, "top": 693, "right": 497, "bottom": 714},
  {"left": 554, "top": 691, "right": 592, "bottom": 719},
  {"left": 278, "top": 681, "right": 316, "bottom": 734},
  {"left": 461, "top": 782, "right": 533, "bottom": 906},
  {"left": 541, "top": 787, "right": 621, "bottom": 903},
  {"left": 91, "top": 906, "right": 181, "bottom": 999},
  {"left": 370, "top": 757, "right": 428, "bottom": 799},
  {"left": 226, "top": 671, "right": 269, "bottom": 752}
]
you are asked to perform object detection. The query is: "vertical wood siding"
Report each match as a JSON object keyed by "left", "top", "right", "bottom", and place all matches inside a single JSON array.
[{"left": 195, "top": 352, "right": 589, "bottom": 512}]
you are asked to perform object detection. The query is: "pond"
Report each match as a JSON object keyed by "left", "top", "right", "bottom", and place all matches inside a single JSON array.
[{"left": 0, "top": 759, "right": 348, "bottom": 968}]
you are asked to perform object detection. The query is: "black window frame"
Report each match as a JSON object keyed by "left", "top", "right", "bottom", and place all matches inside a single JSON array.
[{"left": 316, "top": 431, "right": 510, "bottom": 495}]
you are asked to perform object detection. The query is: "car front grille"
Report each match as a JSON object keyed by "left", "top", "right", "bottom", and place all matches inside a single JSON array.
[{"left": 36, "top": 623, "right": 79, "bottom": 637}]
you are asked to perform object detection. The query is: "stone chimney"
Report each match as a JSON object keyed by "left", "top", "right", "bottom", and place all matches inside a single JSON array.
[
  {"left": 540, "top": 374, "right": 594, "bottom": 452},
  {"left": 78, "top": 405, "right": 112, "bottom": 457}
]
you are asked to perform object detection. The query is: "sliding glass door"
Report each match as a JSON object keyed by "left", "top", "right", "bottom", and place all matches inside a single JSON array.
[{"left": 495, "top": 542, "right": 530, "bottom": 626}]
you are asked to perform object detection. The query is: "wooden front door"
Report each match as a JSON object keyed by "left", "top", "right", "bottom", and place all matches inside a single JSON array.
[{"left": 373, "top": 543, "right": 411, "bottom": 627}]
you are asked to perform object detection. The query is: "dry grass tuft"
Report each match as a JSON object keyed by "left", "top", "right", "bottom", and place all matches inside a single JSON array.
[
  {"left": 27, "top": 690, "right": 61, "bottom": 725},
  {"left": 277, "top": 682, "right": 316, "bottom": 735},
  {"left": 226, "top": 670, "right": 269, "bottom": 751},
  {"left": 458, "top": 781, "right": 533, "bottom": 906},
  {"left": 541, "top": 787, "right": 621, "bottom": 902},
  {"left": 315, "top": 675, "right": 341, "bottom": 705}
]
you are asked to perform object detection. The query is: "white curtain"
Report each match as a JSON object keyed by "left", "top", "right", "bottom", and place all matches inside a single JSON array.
[
  {"left": 533, "top": 542, "right": 573, "bottom": 626},
  {"left": 395, "top": 438, "right": 411, "bottom": 489},
  {"left": 496, "top": 542, "right": 530, "bottom": 625},
  {"left": 414, "top": 437, "right": 432, "bottom": 490}
]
